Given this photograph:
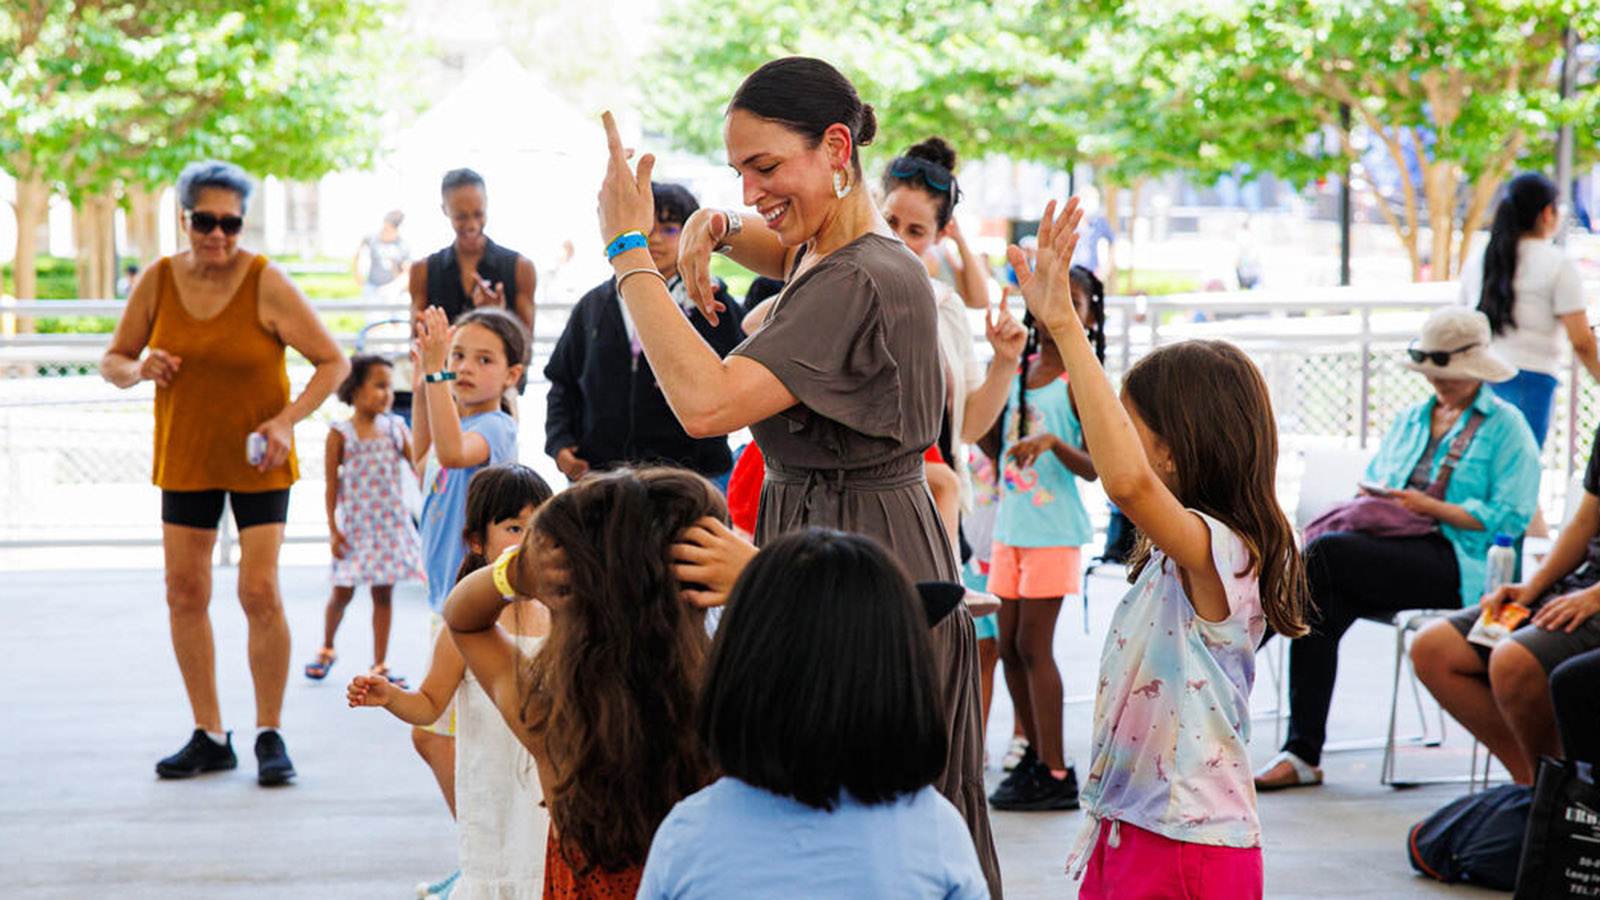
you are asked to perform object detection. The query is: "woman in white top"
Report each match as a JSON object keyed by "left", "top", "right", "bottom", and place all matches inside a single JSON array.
[
  {"left": 1460, "top": 171, "right": 1600, "bottom": 447},
  {"left": 880, "top": 136, "right": 1026, "bottom": 538}
]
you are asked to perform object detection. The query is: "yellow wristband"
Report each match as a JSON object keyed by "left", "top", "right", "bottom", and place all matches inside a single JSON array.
[{"left": 492, "top": 545, "right": 521, "bottom": 599}]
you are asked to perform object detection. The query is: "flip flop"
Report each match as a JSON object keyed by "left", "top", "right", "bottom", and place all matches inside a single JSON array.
[
  {"left": 1253, "top": 750, "right": 1323, "bottom": 791},
  {"left": 303, "top": 648, "right": 336, "bottom": 680},
  {"left": 369, "top": 663, "right": 408, "bottom": 690}
]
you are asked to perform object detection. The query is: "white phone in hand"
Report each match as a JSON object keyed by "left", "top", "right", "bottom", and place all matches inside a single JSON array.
[{"left": 1357, "top": 481, "right": 1390, "bottom": 496}]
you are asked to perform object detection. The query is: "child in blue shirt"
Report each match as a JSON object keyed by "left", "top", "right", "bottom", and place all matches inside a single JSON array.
[{"left": 988, "top": 267, "right": 1104, "bottom": 813}]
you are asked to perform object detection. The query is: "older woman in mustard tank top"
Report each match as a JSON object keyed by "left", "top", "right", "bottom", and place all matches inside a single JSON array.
[{"left": 100, "top": 160, "right": 348, "bottom": 786}]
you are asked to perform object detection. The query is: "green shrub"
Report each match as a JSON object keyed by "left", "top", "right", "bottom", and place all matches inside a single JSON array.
[
  {"left": 709, "top": 256, "right": 755, "bottom": 302},
  {"left": 1122, "top": 269, "right": 1203, "bottom": 296},
  {"left": 34, "top": 316, "right": 120, "bottom": 333},
  {"left": 2, "top": 255, "right": 96, "bottom": 300}
]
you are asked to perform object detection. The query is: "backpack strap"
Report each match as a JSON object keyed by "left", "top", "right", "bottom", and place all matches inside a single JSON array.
[{"left": 1426, "top": 410, "right": 1488, "bottom": 498}]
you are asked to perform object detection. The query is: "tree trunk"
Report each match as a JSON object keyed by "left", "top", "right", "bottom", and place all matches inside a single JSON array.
[
  {"left": 1423, "top": 161, "right": 1458, "bottom": 281},
  {"left": 1124, "top": 177, "right": 1146, "bottom": 295},
  {"left": 71, "top": 193, "right": 118, "bottom": 300},
  {"left": 9, "top": 171, "right": 50, "bottom": 303},
  {"left": 125, "top": 184, "right": 163, "bottom": 269},
  {"left": 1100, "top": 181, "right": 1120, "bottom": 288}
]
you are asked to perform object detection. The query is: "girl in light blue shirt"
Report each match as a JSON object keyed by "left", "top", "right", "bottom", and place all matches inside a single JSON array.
[{"left": 639, "top": 529, "right": 989, "bottom": 900}]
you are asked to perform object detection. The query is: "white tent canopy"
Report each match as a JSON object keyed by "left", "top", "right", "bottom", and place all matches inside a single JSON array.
[{"left": 318, "top": 47, "right": 611, "bottom": 286}]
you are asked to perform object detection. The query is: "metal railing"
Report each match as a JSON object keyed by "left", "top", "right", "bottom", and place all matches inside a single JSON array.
[
  {"left": 1095, "top": 282, "right": 1594, "bottom": 517},
  {"left": 1, "top": 281, "right": 1593, "bottom": 556}
]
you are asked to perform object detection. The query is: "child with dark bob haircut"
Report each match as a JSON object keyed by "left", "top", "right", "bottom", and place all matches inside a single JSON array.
[{"left": 637, "top": 529, "right": 988, "bottom": 899}]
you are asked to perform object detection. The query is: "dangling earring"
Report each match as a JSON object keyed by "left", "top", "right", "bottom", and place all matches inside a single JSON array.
[{"left": 833, "top": 168, "right": 852, "bottom": 199}]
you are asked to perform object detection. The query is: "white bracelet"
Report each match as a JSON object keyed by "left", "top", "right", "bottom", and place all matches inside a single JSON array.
[{"left": 615, "top": 267, "right": 668, "bottom": 291}]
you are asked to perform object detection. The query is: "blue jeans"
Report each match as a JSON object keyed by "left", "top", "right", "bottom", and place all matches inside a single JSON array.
[{"left": 1490, "top": 369, "right": 1558, "bottom": 448}]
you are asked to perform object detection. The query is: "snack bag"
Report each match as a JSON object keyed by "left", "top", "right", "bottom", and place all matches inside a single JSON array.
[{"left": 1466, "top": 602, "right": 1531, "bottom": 649}]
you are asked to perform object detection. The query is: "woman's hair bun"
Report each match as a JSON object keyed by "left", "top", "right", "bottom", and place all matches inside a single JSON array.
[
  {"left": 856, "top": 103, "right": 877, "bottom": 147},
  {"left": 907, "top": 136, "right": 957, "bottom": 171}
]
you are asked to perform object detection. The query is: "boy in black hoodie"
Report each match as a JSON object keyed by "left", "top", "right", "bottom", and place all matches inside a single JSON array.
[{"left": 544, "top": 182, "right": 744, "bottom": 485}]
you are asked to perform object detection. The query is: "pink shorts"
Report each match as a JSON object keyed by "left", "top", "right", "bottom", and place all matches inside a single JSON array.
[
  {"left": 987, "top": 543, "right": 1082, "bottom": 599},
  {"left": 1079, "top": 820, "right": 1262, "bottom": 900}
]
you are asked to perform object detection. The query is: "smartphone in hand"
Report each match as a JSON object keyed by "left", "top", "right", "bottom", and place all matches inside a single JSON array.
[{"left": 1357, "top": 481, "right": 1391, "bottom": 496}]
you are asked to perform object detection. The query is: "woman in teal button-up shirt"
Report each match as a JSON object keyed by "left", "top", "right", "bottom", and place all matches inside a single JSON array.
[{"left": 1257, "top": 308, "right": 1540, "bottom": 790}]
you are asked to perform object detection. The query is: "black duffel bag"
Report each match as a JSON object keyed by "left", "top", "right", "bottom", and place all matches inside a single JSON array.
[{"left": 1408, "top": 783, "right": 1532, "bottom": 890}]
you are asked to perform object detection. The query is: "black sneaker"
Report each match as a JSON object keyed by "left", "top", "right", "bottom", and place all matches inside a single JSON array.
[
  {"left": 987, "top": 747, "right": 1041, "bottom": 807},
  {"left": 155, "top": 729, "right": 236, "bottom": 779},
  {"left": 992, "top": 764, "right": 1081, "bottom": 812},
  {"left": 254, "top": 731, "right": 296, "bottom": 786}
]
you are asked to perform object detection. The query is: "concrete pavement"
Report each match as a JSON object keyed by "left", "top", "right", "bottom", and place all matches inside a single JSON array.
[{"left": 1, "top": 564, "right": 1509, "bottom": 898}]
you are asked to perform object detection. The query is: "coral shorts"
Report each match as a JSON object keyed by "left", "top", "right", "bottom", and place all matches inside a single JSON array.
[
  {"left": 987, "top": 543, "right": 1082, "bottom": 600},
  {"left": 1079, "top": 820, "right": 1263, "bottom": 900}
]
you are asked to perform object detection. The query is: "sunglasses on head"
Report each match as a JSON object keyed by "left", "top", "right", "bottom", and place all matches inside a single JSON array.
[
  {"left": 1406, "top": 340, "right": 1480, "bottom": 367},
  {"left": 889, "top": 156, "right": 954, "bottom": 193},
  {"left": 189, "top": 211, "right": 244, "bottom": 236}
]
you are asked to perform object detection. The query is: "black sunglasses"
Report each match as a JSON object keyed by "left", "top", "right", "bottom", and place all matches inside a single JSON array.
[
  {"left": 889, "top": 156, "right": 955, "bottom": 193},
  {"left": 189, "top": 211, "right": 244, "bottom": 236},
  {"left": 1406, "top": 340, "right": 1480, "bottom": 367}
]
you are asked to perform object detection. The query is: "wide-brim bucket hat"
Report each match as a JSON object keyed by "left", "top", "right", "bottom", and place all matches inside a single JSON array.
[{"left": 1402, "top": 307, "right": 1516, "bottom": 383}]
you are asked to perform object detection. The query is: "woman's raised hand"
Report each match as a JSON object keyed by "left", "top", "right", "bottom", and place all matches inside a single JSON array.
[
  {"left": 676, "top": 208, "right": 731, "bottom": 326},
  {"left": 1006, "top": 198, "right": 1083, "bottom": 330},
  {"left": 596, "top": 111, "right": 656, "bottom": 250}
]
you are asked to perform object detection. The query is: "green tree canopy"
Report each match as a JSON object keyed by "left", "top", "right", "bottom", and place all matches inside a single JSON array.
[
  {"left": 1, "top": 0, "right": 401, "bottom": 297},
  {"left": 1141, "top": 0, "right": 1600, "bottom": 278},
  {"left": 651, "top": 0, "right": 1600, "bottom": 281}
]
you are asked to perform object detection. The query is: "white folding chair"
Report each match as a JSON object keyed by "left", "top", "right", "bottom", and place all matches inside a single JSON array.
[{"left": 1257, "top": 447, "right": 1378, "bottom": 747}]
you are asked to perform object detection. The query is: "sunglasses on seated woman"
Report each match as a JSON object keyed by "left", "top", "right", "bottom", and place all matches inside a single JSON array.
[
  {"left": 1406, "top": 340, "right": 1480, "bottom": 367},
  {"left": 189, "top": 211, "right": 245, "bottom": 236}
]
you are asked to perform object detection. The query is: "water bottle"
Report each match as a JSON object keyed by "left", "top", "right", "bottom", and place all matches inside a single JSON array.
[
  {"left": 1470, "top": 534, "right": 1523, "bottom": 647},
  {"left": 1484, "top": 533, "right": 1516, "bottom": 598}
]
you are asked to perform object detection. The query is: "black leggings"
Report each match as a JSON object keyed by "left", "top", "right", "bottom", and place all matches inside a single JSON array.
[
  {"left": 1282, "top": 530, "right": 1460, "bottom": 766},
  {"left": 161, "top": 489, "right": 291, "bottom": 531},
  {"left": 1551, "top": 647, "right": 1600, "bottom": 768}
]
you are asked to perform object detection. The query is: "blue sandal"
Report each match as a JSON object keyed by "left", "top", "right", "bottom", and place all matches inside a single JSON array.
[
  {"left": 303, "top": 648, "right": 336, "bottom": 680},
  {"left": 370, "top": 663, "right": 407, "bottom": 690}
]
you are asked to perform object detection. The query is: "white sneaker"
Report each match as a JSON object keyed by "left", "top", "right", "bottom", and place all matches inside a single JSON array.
[
  {"left": 417, "top": 871, "right": 459, "bottom": 900},
  {"left": 1001, "top": 736, "right": 1030, "bottom": 772}
]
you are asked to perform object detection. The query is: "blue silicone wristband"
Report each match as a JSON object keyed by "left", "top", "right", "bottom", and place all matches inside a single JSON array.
[{"left": 605, "top": 230, "right": 648, "bottom": 259}]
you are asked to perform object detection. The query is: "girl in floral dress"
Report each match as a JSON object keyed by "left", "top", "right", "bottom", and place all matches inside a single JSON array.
[{"left": 306, "top": 353, "right": 424, "bottom": 685}]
